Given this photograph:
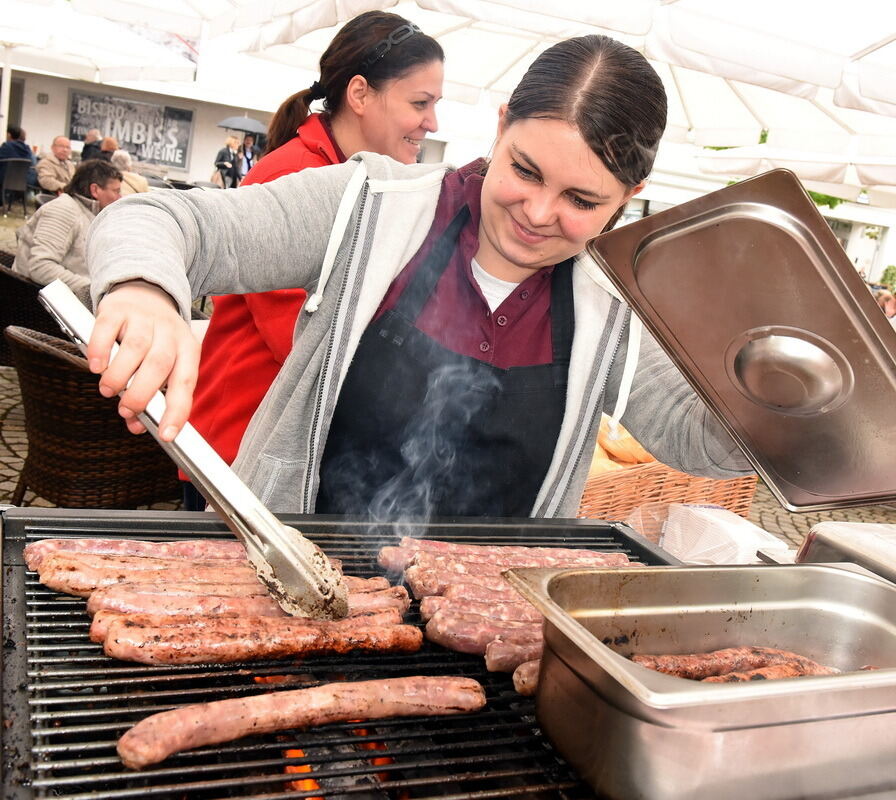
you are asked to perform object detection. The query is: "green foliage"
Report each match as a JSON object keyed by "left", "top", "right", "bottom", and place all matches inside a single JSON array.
[
  {"left": 807, "top": 191, "right": 845, "bottom": 209},
  {"left": 880, "top": 265, "right": 896, "bottom": 291}
]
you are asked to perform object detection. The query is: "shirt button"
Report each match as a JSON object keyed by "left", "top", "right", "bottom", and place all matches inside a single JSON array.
[
  {"left": 520, "top": 290, "right": 530, "bottom": 300},
  {"left": 496, "top": 315, "right": 508, "bottom": 326},
  {"left": 479, "top": 341, "right": 490, "bottom": 352}
]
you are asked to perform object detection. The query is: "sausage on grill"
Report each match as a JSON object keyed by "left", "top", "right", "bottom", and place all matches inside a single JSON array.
[
  {"left": 87, "top": 585, "right": 409, "bottom": 622},
  {"left": 410, "top": 550, "right": 631, "bottom": 574},
  {"left": 419, "top": 595, "right": 541, "bottom": 623},
  {"left": 512, "top": 659, "right": 541, "bottom": 695},
  {"left": 485, "top": 638, "right": 544, "bottom": 672},
  {"left": 39, "top": 552, "right": 343, "bottom": 597},
  {"left": 424, "top": 610, "right": 541, "bottom": 655},
  {"left": 380, "top": 543, "right": 631, "bottom": 574},
  {"left": 87, "top": 583, "right": 270, "bottom": 611},
  {"left": 440, "top": 582, "right": 523, "bottom": 604},
  {"left": 41, "top": 559, "right": 262, "bottom": 597},
  {"left": 86, "top": 574, "right": 387, "bottom": 614},
  {"left": 398, "top": 537, "right": 628, "bottom": 564},
  {"left": 631, "top": 646, "right": 837, "bottom": 680},
  {"left": 24, "top": 538, "right": 249, "bottom": 571},
  {"left": 403, "top": 566, "right": 522, "bottom": 599},
  {"left": 104, "top": 616, "right": 423, "bottom": 665},
  {"left": 91, "top": 608, "right": 402, "bottom": 643},
  {"left": 117, "top": 676, "right": 487, "bottom": 769}
]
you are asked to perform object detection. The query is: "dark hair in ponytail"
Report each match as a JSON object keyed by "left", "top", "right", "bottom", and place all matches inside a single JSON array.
[
  {"left": 504, "top": 35, "right": 667, "bottom": 190},
  {"left": 264, "top": 11, "right": 443, "bottom": 154}
]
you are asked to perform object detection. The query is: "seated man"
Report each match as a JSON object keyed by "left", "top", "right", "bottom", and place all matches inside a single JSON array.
[
  {"left": 13, "top": 160, "right": 122, "bottom": 298},
  {"left": 36, "top": 135, "right": 76, "bottom": 195},
  {"left": 0, "top": 125, "right": 38, "bottom": 190}
]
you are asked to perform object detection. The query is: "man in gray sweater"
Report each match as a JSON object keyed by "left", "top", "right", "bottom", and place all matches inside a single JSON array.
[{"left": 14, "top": 160, "right": 122, "bottom": 299}]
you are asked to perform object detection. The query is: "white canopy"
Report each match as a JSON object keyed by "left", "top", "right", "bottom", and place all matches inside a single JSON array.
[
  {"left": 241, "top": 0, "right": 896, "bottom": 115},
  {"left": 241, "top": 0, "right": 896, "bottom": 197},
  {"left": 9, "top": 0, "right": 896, "bottom": 199},
  {"left": 0, "top": 0, "right": 196, "bottom": 84}
]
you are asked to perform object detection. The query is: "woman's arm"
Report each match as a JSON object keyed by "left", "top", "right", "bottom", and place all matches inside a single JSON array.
[
  {"left": 213, "top": 148, "right": 232, "bottom": 168},
  {"left": 86, "top": 161, "right": 359, "bottom": 438},
  {"left": 608, "top": 325, "right": 753, "bottom": 478}
]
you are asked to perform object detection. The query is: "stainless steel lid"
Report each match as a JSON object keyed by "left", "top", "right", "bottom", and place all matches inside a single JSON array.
[{"left": 589, "top": 169, "right": 896, "bottom": 511}]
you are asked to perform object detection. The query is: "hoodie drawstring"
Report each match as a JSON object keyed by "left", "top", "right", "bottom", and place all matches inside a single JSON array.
[{"left": 304, "top": 161, "right": 369, "bottom": 314}]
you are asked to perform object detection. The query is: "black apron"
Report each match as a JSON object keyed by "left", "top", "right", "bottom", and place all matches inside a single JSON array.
[{"left": 316, "top": 206, "right": 574, "bottom": 518}]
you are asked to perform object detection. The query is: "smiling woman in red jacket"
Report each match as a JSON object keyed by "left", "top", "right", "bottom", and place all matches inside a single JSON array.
[{"left": 183, "top": 11, "right": 444, "bottom": 509}]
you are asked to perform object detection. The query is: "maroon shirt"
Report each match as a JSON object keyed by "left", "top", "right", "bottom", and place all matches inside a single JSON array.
[{"left": 374, "top": 159, "right": 556, "bottom": 369}]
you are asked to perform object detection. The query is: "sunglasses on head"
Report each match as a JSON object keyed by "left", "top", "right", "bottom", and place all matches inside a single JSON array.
[{"left": 360, "top": 23, "right": 421, "bottom": 72}]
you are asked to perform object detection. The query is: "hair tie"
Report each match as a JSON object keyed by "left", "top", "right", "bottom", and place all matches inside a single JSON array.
[{"left": 307, "top": 80, "right": 327, "bottom": 101}]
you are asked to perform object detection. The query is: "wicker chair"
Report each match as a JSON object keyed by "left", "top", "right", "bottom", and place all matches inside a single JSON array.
[
  {"left": 0, "top": 264, "right": 65, "bottom": 366},
  {"left": 4, "top": 326, "right": 181, "bottom": 508}
]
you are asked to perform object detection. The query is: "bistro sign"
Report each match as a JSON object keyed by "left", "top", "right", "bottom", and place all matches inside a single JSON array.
[{"left": 68, "top": 89, "right": 194, "bottom": 170}]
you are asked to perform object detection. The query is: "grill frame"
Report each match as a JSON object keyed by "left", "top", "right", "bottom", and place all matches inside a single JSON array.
[{"left": 1, "top": 507, "right": 678, "bottom": 799}]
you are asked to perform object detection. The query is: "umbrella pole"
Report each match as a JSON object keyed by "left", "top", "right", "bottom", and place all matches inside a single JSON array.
[{"left": 0, "top": 47, "right": 12, "bottom": 136}]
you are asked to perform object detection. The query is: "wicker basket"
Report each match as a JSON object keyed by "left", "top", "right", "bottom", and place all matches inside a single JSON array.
[{"left": 577, "top": 460, "right": 757, "bottom": 523}]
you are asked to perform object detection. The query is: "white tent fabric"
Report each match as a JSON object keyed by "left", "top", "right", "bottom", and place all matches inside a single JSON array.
[
  {"left": 0, "top": 0, "right": 197, "bottom": 132},
  {"left": 0, "top": 0, "right": 196, "bottom": 84},
  {"left": 241, "top": 0, "right": 896, "bottom": 115},
  {"left": 63, "top": 0, "right": 896, "bottom": 116},
  {"left": 238, "top": 0, "right": 896, "bottom": 197},
  {"left": 10, "top": 0, "right": 896, "bottom": 199}
]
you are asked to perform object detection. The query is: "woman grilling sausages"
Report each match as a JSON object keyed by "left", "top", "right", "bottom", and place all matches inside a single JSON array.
[
  {"left": 86, "top": 35, "right": 752, "bottom": 518},
  {"left": 182, "top": 12, "right": 444, "bottom": 511}
]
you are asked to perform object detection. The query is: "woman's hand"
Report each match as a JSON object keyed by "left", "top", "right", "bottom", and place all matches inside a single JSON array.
[{"left": 86, "top": 281, "right": 200, "bottom": 440}]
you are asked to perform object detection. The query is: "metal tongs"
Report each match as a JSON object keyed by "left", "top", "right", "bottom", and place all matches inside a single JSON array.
[{"left": 38, "top": 280, "right": 349, "bottom": 620}]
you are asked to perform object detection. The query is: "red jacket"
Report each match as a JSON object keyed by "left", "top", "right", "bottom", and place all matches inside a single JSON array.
[{"left": 185, "top": 115, "right": 343, "bottom": 472}]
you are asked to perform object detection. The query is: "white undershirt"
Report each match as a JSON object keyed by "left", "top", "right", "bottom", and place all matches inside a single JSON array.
[{"left": 471, "top": 258, "right": 519, "bottom": 312}]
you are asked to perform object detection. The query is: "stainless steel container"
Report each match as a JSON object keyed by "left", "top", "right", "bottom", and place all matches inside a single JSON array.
[
  {"left": 507, "top": 564, "right": 896, "bottom": 800},
  {"left": 796, "top": 521, "right": 896, "bottom": 584}
]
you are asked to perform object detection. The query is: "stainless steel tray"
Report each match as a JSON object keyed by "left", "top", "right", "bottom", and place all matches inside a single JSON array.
[
  {"left": 589, "top": 169, "right": 896, "bottom": 511},
  {"left": 507, "top": 564, "right": 896, "bottom": 800},
  {"left": 796, "top": 521, "right": 896, "bottom": 583}
]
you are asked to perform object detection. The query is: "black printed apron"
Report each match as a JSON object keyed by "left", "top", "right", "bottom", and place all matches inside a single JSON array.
[{"left": 316, "top": 206, "right": 574, "bottom": 518}]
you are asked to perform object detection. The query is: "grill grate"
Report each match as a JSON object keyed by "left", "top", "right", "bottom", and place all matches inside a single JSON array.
[{"left": 2, "top": 509, "right": 675, "bottom": 799}]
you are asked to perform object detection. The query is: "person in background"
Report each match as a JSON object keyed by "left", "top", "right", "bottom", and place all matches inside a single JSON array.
[
  {"left": 110, "top": 150, "right": 150, "bottom": 195},
  {"left": 13, "top": 159, "right": 122, "bottom": 301},
  {"left": 181, "top": 10, "right": 443, "bottom": 510},
  {"left": 237, "top": 133, "right": 262, "bottom": 181},
  {"left": 86, "top": 34, "right": 752, "bottom": 519},
  {"left": 36, "top": 135, "right": 76, "bottom": 195},
  {"left": 98, "top": 137, "right": 119, "bottom": 162},
  {"left": 214, "top": 135, "right": 241, "bottom": 188},
  {"left": 80, "top": 129, "right": 102, "bottom": 161},
  {"left": 875, "top": 289, "right": 896, "bottom": 329},
  {"left": 0, "top": 125, "right": 38, "bottom": 190}
]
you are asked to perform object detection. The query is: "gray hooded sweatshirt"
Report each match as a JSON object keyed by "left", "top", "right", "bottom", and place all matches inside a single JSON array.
[{"left": 88, "top": 153, "right": 751, "bottom": 516}]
